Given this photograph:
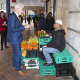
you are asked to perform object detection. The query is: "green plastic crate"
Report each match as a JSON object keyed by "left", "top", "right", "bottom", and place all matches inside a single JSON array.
[
  {"left": 38, "top": 37, "right": 52, "bottom": 45},
  {"left": 39, "top": 60, "right": 56, "bottom": 75},
  {"left": 21, "top": 57, "right": 27, "bottom": 64},
  {"left": 27, "top": 50, "right": 39, "bottom": 58},
  {"left": 25, "top": 57, "right": 40, "bottom": 62},
  {"left": 52, "top": 49, "right": 73, "bottom": 64}
]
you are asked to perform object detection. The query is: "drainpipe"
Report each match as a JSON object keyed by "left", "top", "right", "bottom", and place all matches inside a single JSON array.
[
  {"left": 53, "top": 0, "right": 56, "bottom": 20},
  {"left": 46, "top": 0, "right": 47, "bottom": 16},
  {"left": 25, "top": 10, "right": 26, "bottom": 23}
]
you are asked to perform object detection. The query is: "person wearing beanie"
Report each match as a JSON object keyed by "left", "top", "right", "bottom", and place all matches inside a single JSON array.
[{"left": 42, "top": 19, "right": 66, "bottom": 66}]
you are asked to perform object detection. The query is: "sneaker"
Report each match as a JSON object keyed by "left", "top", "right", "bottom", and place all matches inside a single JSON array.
[{"left": 43, "top": 63, "right": 53, "bottom": 66}]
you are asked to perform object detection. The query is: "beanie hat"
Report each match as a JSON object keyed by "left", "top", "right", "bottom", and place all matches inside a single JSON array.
[{"left": 55, "top": 19, "right": 62, "bottom": 25}]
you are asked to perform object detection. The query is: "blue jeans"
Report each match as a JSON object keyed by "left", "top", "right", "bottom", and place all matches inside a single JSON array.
[
  {"left": 12, "top": 43, "right": 21, "bottom": 71},
  {"left": 42, "top": 46, "right": 60, "bottom": 63}
]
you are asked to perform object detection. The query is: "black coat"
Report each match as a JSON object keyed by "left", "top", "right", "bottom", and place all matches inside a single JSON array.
[
  {"left": 45, "top": 17, "right": 55, "bottom": 33},
  {"left": 47, "top": 29, "right": 65, "bottom": 52}
]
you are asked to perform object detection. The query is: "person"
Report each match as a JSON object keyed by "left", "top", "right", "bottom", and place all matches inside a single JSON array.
[
  {"left": 7, "top": 3, "right": 30, "bottom": 75},
  {"left": 42, "top": 19, "right": 65, "bottom": 66},
  {"left": 33, "top": 15, "right": 38, "bottom": 28},
  {"left": 39, "top": 13, "right": 46, "bottom": 31},
  {"left": 27, "top": 15, "right": 31, "bottom": 24},
  {"left": 0, "top": 11, "right": 9, "bottom": 51},
  {"left": 4, "top": 13, "right": 9, "bottom": 48},
  {"left": 19, "top": 15, "right": 23, "bottom": 25},
  {"left": 45, "top": 12, "right": 55, "bottom": 33}
]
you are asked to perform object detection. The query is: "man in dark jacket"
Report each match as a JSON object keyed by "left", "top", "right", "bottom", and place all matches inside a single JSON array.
[
  {"left": 45, "top": 12, "right": 55, "bottom": 33},
  {"left": 42, "top": 19, "right": 65, "bottom": 66}
]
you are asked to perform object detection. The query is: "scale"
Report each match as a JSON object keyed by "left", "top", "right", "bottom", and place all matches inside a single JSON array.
[{"left": 23, "top": 58, "right": 39, "bottom": 69}]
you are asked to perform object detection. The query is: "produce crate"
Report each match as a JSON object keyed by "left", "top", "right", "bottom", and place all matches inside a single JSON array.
[
  {"left": 25, "top": 57, "right": 39, "bottom": 62},
  {"left": 38, "top": 37, "right": 52, "bottom": 45},
  {"left": 54, "top": 62, "right": 72, "bottom": 77},
  {"left": 21, "top": 57, "right": 27, "bottom": 64},
  {"left": 39, "top": 59, "right": 56, "bottom": 75},
  {"left": 39, "top": 51, "right": 45, "bottom": 59},
  {"left": 56, "top": 67, "right": 72, "bottom": 77},
  {"left": 27, "top": 50, "right": 39, "bottom": 58},
  {"left": 54, "top": 63, "right": 72, "bottom": 69},
  {"left": 52, "top": 49, "right": 73, "bottom": 64},
  {"left": 38, "top": 37, "right": 52, "bottom": 51}
]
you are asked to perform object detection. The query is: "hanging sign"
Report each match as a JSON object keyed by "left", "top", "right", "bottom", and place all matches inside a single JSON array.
[{"left": 12, "top": 0, "right": 16, "bottom": 2}]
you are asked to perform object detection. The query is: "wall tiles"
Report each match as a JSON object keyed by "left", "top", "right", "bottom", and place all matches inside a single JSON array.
[
  {"left": 73, "top": 35, "right": 80, "bottom": 53},
  {"left": 69, "top": 0, "right": 80, "bottom": 11},
  {"left": 67, "top": 30, "right": 76, "bottom": 46},
  {"left": 67, "top": 30, "right": 80, "bottom": 53},
  {"left": 68, "top": 14, "right": 80, "bottom": 31},
  {"left": 66, "top": 44, "right": 78, "bottom": 69}
]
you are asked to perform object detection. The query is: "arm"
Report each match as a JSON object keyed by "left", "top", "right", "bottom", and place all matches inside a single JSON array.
[{"left": 9, "top": 15, "right": 25, "bottom": 33}]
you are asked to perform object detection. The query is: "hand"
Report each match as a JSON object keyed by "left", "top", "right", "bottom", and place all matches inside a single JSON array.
[
  {"left": 45, "top": 45, "right": 47, "bottom": 48},
  {"left": 5, "top": 24, "right": 7, "bottom": 26},
  {"left": 2, "top": 23, "right": 6, "bottom": 26},
  {"left": 24, "top": 24, "right": 30, "bottom": 30}
]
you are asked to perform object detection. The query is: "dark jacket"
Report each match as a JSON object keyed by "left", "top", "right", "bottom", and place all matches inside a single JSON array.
[
  {"left": 33, "top": 16, "right": 38, "bottom": 23},
  {"left": 0, "top": 17, "right": 5, "bottom": 31},
  {"left": 45, "top": 17, "right": 55, "bottom": 33},
  {"left": 39, "top": 17, "right": 46, "bottom": 30},
  {"left": 47, "top": 27, "right": 65, "bottom": 52}
]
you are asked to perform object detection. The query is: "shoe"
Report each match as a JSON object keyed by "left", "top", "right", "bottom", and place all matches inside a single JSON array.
[
  {"left": 5, "top": 46, "right": 9, "bottom": 48},
  {"left": 43, "top": 63, "right": 53, "bottom": 66},
  {"left": 1, "top": 47, "right": 3, "bottom": 51},
  {"left": 16, "top": 71, "right": 25, "bottom": 76}
]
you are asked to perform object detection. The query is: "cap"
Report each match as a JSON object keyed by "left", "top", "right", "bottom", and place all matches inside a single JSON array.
[{"left": 55, "top": 19, "right": 62, "bottom": 25}]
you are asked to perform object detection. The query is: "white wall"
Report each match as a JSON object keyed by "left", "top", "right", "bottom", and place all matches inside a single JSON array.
[{"left": 67, "top": 0, "right": 80, "bottom": 78}]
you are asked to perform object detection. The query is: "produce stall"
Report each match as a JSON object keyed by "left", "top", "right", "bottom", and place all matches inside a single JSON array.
[
  {"left": 20, "top": 31, "right": 52, "bottom": 69},
  {"left": 20, "top": 30, "right": 73, "bottom": 76}
]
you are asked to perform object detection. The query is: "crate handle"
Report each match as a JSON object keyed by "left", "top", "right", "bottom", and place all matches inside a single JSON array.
[
  {"left": 62, "top": 60, "right": 67, "bottom": 62},
  {"left": 46, "top": 70, "right": 51, "bottom": 74},
  {"left": 43, "top": 42, "right": 47, "bottom": 43}
]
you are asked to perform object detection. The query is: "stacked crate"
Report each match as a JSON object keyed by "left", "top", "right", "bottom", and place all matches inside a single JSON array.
[
  {"left": 21, "top": 49, "right": 39, "bottom": 69},
  {"left": 27, "top": 50, "right": 39, "bottom": 58},
  {"left": 52, "top": 49, "right": 73, "bottom": 77},
  {"left": 25, "top": 50, "right": 40, "bottom": 69},
  {"left": 38, "top": 36, "right": 52, "bottom": 59},
  {"left": 39, "top": 59, "right": 56, "bottom": 75},
  {"left": 38, "top": 36, "right": 56, "bottom": 75},
  {"left": 38, "top": 37, "right": 52, "bottom": 51}
]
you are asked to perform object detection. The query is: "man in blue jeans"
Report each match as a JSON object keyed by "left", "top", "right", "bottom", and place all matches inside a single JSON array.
[{"left": 42, "top": 19, "right": 65, "bottom": 66}]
